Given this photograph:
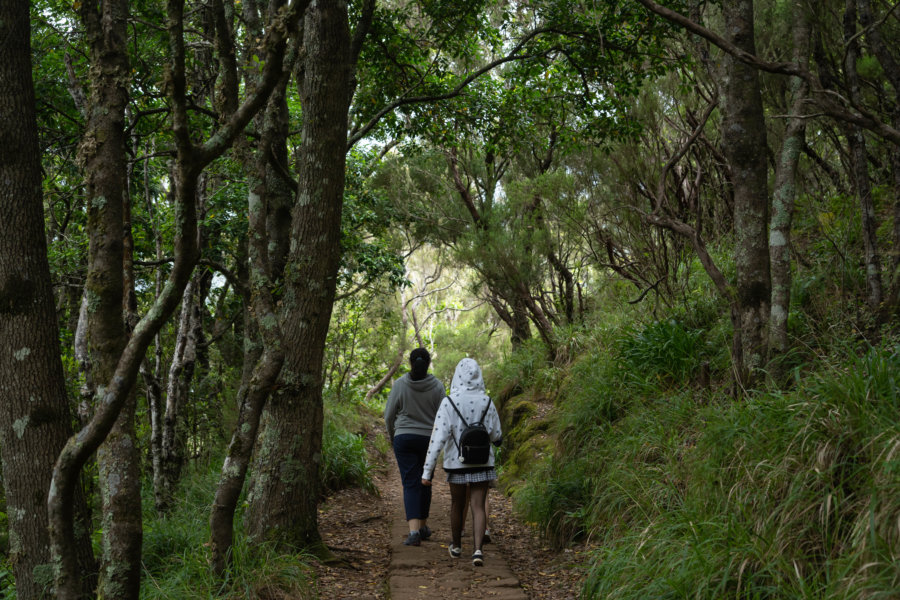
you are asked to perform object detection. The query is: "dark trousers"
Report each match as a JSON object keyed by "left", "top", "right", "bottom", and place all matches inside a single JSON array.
[{"left": 393, "top": 434, "right": 432, "bottom": 521}]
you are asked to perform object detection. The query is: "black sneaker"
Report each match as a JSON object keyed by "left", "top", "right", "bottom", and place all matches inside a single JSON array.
[
  {"left": 420, "top": 525, "right": 432, "bottom": 540},
  {"left": 483, "top": 530, "right": 491, "bottom": 545},
  {"left": 448, "top": 544, "right": 461, "bottom": 558},
  {"left": 472, "top": 549, "right": 484, "bottom": 566},
  {"left": 403, "top": 531, "right": 421, "bottom": 546}
]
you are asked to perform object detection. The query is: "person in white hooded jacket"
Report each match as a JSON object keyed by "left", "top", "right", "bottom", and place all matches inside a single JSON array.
[{"left": 421, "top": 358, "right": 501, "bottom": 566}]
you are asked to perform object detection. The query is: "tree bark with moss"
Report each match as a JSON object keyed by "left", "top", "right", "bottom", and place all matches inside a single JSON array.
[{"left": 244, "top": 0, "right": 352, "bottom": 551}]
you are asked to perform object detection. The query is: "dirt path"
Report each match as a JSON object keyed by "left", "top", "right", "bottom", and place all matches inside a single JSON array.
[
  {"left": 313, "top": 459, "right": 585, "bottom": 599},
  {"left": 386, "top": 466, "right": 527, "bottom": 599}
]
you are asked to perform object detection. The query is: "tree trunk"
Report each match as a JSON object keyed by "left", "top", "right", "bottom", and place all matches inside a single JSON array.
[
  {"left": 245, "top": 0, "right": 351, "bottom": 552},
  {"left": 720, "top": 0, "right": 771, "bottom": 385},
  {"left": 486, "top": 293, "right": 531, "bottom": 349},
  {"left": 768, "top": 4, "right": 810, "bottom": 371},
  {"left": 855, "top": 0, "right": 900, "bottom": 313},
  {"left": 209, "top": 62, "right": 293, "bottom": 576},
  {"left": 843, "top": 0, "right": 884, "bottom": 313},
  {"left": 0, "top": 3, "right": 97, "bottom": 596},
  {"left": 76, "top": 0, "right": 144, "bottom": 596},
  {"left": 49, "top": 0, "right": 299, "bottom": 595},
  {"left": 155, "top": 276, "right": 195, "bottom": 513}
]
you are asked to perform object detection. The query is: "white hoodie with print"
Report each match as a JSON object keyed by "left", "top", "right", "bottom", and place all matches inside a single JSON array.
[{"left": 423, "top": 358, "right": 502, "bottom": 480}]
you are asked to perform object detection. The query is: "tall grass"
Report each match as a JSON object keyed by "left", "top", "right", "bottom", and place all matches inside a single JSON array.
[
  {"left": 140, "top": 405, "right": 379, "bottom": 598},
  {"left": 582, "top": 345, "right": 900, "bottom": 598},
  {"left": 321, "top": 419, "right": 376, "bottom": 495},
  {"left": 141, "top": 463, "right": 316, "bottom": 599},
  {"left": 505, "top": 315, "right": 900, "bottom": 599}
]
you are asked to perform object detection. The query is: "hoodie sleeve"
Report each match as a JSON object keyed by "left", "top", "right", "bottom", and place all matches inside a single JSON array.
[
  {"left": 487, "top": 400, "right": 502, "bottom": 446},
  {"left": 383, "top": 384, "right": 401, "bottom": 441},
  {"left": 423, "top": 399, "right": 452, "bottom": 480}
]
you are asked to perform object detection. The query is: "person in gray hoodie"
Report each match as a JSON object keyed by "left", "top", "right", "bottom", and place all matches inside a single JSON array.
[{"left": 384, "top": 347, "right": 446, "bottom": 546}]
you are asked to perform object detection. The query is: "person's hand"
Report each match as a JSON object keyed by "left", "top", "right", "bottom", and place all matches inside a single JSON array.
[{"left": 421, "top": 478, "right": 432, "bottom": 487}]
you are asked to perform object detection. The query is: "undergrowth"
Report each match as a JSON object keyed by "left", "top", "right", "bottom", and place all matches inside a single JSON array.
[
  {"left": 504, "top": 314, "right": 900, "bottom": 599},
  {"left": 141, "top": 407, "right": 376, "bottom": 598},
  {"left": 141, "top": 463, "right": 316, "bottom": 599}
]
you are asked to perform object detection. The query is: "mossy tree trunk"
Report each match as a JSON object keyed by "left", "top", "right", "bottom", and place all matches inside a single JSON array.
[
  {"left": 209, "top": 1, "right": 298, "bottom": 566},
  {"left": 768, "top": 5, "right": 810, "bottom": 375},
  {"left": 76, "top": 0, "right": 145, "bottom": 596},
  {"left": 720, "top": 0, "right": 771, "bottom": 386},
  {"left": 0, "top": 2, "right": 97, "bottom": 596},
  {"left": 245, "top": 0, "right": 352, "bottom": 551}
]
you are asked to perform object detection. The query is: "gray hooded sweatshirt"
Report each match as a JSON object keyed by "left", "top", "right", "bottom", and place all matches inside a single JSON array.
[{"left": 384, "top": 373, "right": 446, "bottom": 440}]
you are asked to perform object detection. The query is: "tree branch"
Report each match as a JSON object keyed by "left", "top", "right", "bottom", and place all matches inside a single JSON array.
[
  {"left": 634, "top": 0, "right": 900, "bottom": 146},
  {"left": 346, "top": 27, "right": 550, "bottom": 148}
]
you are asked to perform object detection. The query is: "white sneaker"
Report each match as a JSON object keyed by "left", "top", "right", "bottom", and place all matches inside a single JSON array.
[
  {"left": 448, "top": 544, "right": 461, "bottom": 558},
  {"left": 472, "top": 549, "right": 483, "bottom": 566}
]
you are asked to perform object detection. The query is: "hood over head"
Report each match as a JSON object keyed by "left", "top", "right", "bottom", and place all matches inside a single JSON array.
[{"left": 450, "top": 357, "right": 486, "bottom": 396}]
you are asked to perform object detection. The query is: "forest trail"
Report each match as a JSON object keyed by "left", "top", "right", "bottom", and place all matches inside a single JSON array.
[
  {"left": 386, "top": 466, "right": 527, "bottom": 599},
  {"left": 313, "top": 452, "right": 582, "bottom": 599}
]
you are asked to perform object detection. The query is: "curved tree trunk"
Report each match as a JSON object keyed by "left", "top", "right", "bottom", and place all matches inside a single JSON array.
[{"left": 209, "top": 55, "right": 295, "bottom": 575}]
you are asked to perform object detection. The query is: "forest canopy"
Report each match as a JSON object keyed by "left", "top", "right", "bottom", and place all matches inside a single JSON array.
[{"left": 1, "top": 0, "right": 898, "bottom": 597}]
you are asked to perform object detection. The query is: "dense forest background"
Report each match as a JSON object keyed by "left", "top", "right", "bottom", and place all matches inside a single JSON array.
[{"left": 1, "top": 0, "right": 898, "bottom": 597}]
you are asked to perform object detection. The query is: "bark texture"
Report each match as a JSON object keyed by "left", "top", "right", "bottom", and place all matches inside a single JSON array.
[
  {"left": 720, "top": 0, "right": 771, "bottom": 384},
  {"left": 210, "top": 68, "right": 293, "bottom": 576},
  {"left": 77, "top": 0, "right": 144, "bottom": 595},
  {"left": 768, "top": 5, "right": 810, "bottom": 367},
  {"left": 0, "top": 3, "right": 96, "bottom": 597},
  {"left": 245, "top": 0, "right": 351, "bottom": 550}
]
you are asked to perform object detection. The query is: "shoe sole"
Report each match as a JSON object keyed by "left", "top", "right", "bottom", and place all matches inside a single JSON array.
[
  {"left": 449, "top": 547, "right": 461, "bottom": 558},
  {"left": 472, "top": 554, "right": 484, "bottom": 566}
]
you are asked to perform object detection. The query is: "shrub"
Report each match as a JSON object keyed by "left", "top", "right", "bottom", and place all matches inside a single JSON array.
[
  {"left": 320, "top": 419, "right": 376, "bottom": 496},
  {"left": 619, "top": 319, "right": 707, "bottom": 387}
]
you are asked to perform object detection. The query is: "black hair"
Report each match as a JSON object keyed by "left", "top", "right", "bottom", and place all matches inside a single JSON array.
[{"left": 409, "top": 347, "right": 430, "bottom": 380}]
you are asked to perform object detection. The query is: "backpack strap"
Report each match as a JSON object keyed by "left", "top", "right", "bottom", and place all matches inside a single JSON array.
[
  {"left": 476, "top": 397, "right": 492, "bottom": 424},
  {"left": 446, "top": 396, "right": 469, "bottom": 427},
  {"left": 445, "top": 396, "right": 466, "bottom": 457}
]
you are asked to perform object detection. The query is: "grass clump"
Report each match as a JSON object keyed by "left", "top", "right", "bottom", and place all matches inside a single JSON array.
[
  {"left": 141, "top": 463, "right": 315, "bottom": 599},
  {"left": 619, "top": 318, "right": 712, "bottom": 388},
  {"left": 320, "top": 419, "right": 376, "bottom": 496}
]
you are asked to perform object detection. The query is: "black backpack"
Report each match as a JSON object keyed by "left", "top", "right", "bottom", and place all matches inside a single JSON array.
[{"left": 447, "top": 396, "right": 493, "bottom": 464}]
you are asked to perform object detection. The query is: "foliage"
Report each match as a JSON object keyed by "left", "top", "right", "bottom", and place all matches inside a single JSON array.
[
  {"left": 499, "top": 310, "right": 900, "bottom": 598},
  {"left": 619, "top": 319, "right": 709, "bottom": 387},
  {"left": 320, "top": 419, "right": 376, "bottom": 496},
  {"left": 140, "top": 464, "right": 315, "bottom": 599}
]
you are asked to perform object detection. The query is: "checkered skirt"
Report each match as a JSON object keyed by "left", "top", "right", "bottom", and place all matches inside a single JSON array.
[{"left": 446, "top": 467, "right": 497, "bottom": 484}]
